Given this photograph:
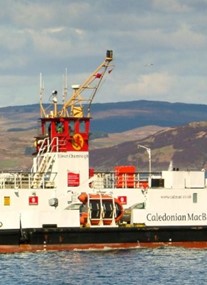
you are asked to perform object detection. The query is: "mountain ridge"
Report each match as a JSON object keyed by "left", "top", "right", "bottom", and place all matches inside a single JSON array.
[
  {"left": 90, "top": 121, "right": 207, "bottom": 171},
  {"left": 0, "top": 100, "right": 207, "bottom": 171},
  {"left": 2, "top": 99, "right": 207, "bottom": 132}
]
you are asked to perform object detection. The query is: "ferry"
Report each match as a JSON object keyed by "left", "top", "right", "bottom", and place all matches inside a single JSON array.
[{"left": 0, "top": 50, "right": 207, "bottom": 253}]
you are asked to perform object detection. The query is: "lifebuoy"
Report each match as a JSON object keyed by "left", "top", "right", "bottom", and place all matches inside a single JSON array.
[{"left": 72, "top": 133, "right": 84, "bottom": 150}]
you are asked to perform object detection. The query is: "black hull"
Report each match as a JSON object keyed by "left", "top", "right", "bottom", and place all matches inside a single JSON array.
[{"left": 1, "top": 226, "right": 207, "bottom": 252}]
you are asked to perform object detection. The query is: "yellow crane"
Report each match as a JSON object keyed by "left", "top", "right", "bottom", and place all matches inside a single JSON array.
[
  {"left": 59, "top": 50, "right": 113, "bottom": 118},
  {"left": 39, "top": 50, "right": 113, "bottom": 119}
]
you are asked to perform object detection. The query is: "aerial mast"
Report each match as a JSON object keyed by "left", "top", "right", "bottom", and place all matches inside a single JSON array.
[
  {"left": 39, "top": 73, "right": 46, "bottom": 118},
  {"left": 62, "top": 68, "right": 68, "bottom": 105}
]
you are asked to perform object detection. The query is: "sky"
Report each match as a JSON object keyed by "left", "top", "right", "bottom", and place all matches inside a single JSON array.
[{"left": 1, "top": 0, "right": 207, "bottom": 107}]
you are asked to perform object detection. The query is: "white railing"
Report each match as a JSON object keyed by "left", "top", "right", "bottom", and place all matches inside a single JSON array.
[
  {"left": 90, "top": 171, "right": 162, "bottom": 189},
  {"left": 0, "top": 171, "right": 57, "bottom": 189}
]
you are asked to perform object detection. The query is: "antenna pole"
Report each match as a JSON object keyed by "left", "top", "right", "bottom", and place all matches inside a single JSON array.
[{"left": 39, "top": 73, "right": 46, "bottom": 118}]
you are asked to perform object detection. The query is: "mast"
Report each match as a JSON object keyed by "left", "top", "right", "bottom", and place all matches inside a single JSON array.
[
  {"left": 33, "top": 51, "right": 114, "bottom": 190},
  {"left": 35, "top": 50, "right": 114, "bottom": 154},
  {"left": 39, "top": 73, "right": 46, "bottom": 118}
]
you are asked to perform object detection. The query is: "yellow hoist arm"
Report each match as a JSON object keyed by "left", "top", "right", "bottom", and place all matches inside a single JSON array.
[{"left": 59, "top": 50, "right": 113, "bottom": 118}]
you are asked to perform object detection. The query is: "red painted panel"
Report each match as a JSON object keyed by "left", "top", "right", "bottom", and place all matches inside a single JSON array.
[
  {"left": 118, "top": 196, "right": 127, "bottom": 205},
  {"left": 29, "top": 196, "right": 38, "bottom": 205},
  {"left": 68, "top": 172, "right": 80, "bottom": 187}
]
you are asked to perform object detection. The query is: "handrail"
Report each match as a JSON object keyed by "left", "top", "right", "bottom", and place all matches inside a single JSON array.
[{"left": 0, "top": 171, "right": 57, "bottom": 189}]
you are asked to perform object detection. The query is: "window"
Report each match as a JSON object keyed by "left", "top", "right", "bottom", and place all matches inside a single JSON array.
[
  {"left": 193, "top": 193, "right": 197, "bottom": 203},
  {"left": 79, "top": 120, "right": 85, "bottom": 132},
  {"left": 69, "top": 121, "right": 75, "bottom": 136}
]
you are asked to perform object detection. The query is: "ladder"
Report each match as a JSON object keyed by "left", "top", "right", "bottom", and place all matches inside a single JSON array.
[
  {"left": 31, "top": 153, "right": 55, "bottom": 188},
  {"left": 31, "top": 138, "right": 57, "bottom": 188}
]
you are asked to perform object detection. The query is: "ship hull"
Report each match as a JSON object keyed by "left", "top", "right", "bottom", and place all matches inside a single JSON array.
[{"left": 1, "top": 226, "right": 207, "bottom": 253}]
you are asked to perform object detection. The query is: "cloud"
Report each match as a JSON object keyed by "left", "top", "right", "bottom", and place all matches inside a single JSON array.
[
  {"left": 126, "top": 72, "right": 173, "bottom": 95},
  {"left": 152, "top": 0, "right": 190, "bottom": 13},
  {"left": 0, "top": 0, "right": 206, "bottom": 107}
]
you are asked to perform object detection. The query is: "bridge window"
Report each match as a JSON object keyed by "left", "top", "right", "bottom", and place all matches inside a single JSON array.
[
  {"left": 79, "top": 120, "right": 86, "bottom": 132},
  {"left": 56, "top": 122, "right": 64, "bottom": 133},
  {"left": 69, "top": 121, "right": 75, "bottom": 136}
]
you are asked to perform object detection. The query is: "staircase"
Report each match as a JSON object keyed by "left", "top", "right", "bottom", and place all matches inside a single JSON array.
[
  {"left": 31, "top": 137, "right": 57, "bottom": 188},
  {"left": 31, "top": 153, "right": 56, "bottom": 188}
]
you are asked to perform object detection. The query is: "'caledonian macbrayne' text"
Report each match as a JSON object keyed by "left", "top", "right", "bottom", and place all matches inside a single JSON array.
[{"left": 147, "top": 213, "right": 207, "bottom": 222}]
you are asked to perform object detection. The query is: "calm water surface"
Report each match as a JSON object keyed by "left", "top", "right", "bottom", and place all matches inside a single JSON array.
[{"left": 0, "top": 247, "right": 206, "bottom": 285}]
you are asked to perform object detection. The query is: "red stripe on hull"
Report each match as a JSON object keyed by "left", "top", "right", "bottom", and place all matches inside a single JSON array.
[{"left": 1, "top": 241, "right": 207, "bottom": 253}]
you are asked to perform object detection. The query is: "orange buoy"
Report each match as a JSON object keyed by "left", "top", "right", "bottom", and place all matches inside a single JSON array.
[{"left": 78, "top": 192, "right": 88, "bottom": 204}]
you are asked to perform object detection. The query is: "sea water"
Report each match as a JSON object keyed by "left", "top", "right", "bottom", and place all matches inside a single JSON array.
[{"left": 0, "top": 247, "right": 206, "bottom": 285}]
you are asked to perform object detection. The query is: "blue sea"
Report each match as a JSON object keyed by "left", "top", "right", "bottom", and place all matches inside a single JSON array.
[{"left": 0, "top": 247, "right": 206, "bottom": 285}]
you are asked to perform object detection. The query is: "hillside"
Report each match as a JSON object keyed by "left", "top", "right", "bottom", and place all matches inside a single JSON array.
[
  {"left": 90, "top": 100, "right": 207, "bottom": 132},
  {"left": 1, "top": 100, "right": 207, "bottom": 171},
  {"left": 90, "top": 121, "right": 207, "bottom": 171},
  {"left": 90, "top": 125, "right": 165, "bottom": 149},
  {"left": 2, "top": 100, "right": 207, "bottom": 133}
]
